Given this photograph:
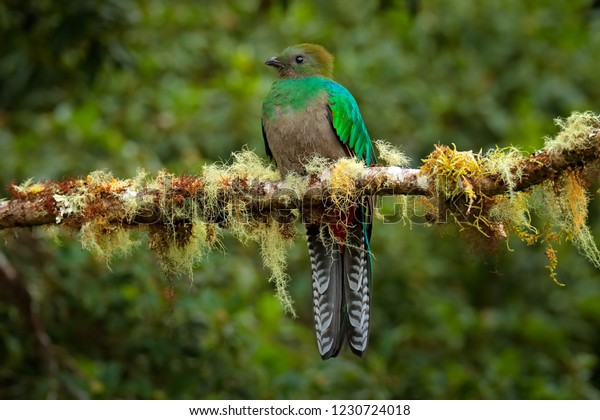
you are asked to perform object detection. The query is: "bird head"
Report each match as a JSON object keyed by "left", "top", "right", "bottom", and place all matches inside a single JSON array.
[{"left": 265, "top": 43, "right": 334, "bottom": 79}]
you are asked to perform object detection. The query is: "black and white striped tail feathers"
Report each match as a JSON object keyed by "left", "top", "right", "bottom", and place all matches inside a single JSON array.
[
  {"left": 344, "top": 201, "right": 372, "bottom": 356},
  {"left": 306, "top": 198, "right": 372, "bottom": 359},
  {"left": 307, "top": 223, "right": 344, "bottom": 359}
]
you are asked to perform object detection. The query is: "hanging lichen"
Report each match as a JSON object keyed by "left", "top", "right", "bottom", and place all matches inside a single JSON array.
[
  {"left": 6, "top": 112, "right": 600, "bottom": 309},
  {"left": 417, "top": 112, "right": 600, "bottom": 284}
]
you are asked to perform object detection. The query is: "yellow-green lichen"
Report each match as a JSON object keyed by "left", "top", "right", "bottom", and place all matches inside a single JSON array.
[
  {"left": 149, "top": 219, "right": 212, "bottom": 279},
  {"left": 54, "top": 192, "right": 86, "bottom": 223},
  {"left": 329, "top": 157, "right": 364, "bottom": 212},
  {"left": 420, "top": 144, "right": 497, "bottom": 239},
  {"left": 483, "top": 146, "right": 525, "bottom": 198},
  {"left": 12, "top": 178, "right": 47, "bottom": 195},
  {"left": 199, "top": 149, "right": 297, "bottom": 314},
  {"left": 421, "top": 144, "right": 483, "bottom": 203},
  {"left": 17, "top": 111, "right": 600, "bottom": 312},
  {"left": 303, "top": 155, "right": 331, "bottom": 177},
  {"left": 80, "top": 221, "right": 140, "bottom": 264},
  {"left": 528, "top": 173, "right": 600, "bottom": 269},
  {"left": 488, "top": 192, "right": 538, "bottom": 247},
  {"left": 485, "top": 135, "right": 599, "bottom": 285},
  {"left": 544, "top": 111, "right": 600, "bottom": 156},
  {"left": 76, "top": 170, "right": 142, "bottom": 262},
  {"left": 419, "top": 113, "right": 600, "bottom": 284},
  {"left": 544, "top": 244, "right": 564, "bottom": 287},
  {"left": 375, "top": 139, "right": 411, "bottom": 167},
  {"left": 374, "top": 140, "right": 412, "bottom": 225},
  {"left": 258, "top": 223, "right": 296, "bottom": 316}
]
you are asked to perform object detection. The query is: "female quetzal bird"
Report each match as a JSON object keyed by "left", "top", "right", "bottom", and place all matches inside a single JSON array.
[{"left": 262, "top": 44, "right": 377, "bottom": 359}]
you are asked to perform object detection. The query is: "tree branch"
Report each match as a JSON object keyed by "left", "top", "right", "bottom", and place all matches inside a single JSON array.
[
  {"left": 1, "top": 112, "right": 599, "bottom": 232},
  {"left": 1, "top": 112, "right": 599, "bottom": 315}
]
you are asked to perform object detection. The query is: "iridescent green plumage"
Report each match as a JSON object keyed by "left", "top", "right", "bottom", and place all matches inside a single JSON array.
[
  {"left": 324, "top": 79, "right": 376, "bottom": 165},
  {"left": 262, "top": 44, "right": 376, "bottom": 358}
]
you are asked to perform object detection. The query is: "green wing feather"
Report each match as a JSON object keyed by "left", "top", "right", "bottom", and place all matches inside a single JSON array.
[{"left": 325, "top": 80, "right": 377, "bottom": 165}]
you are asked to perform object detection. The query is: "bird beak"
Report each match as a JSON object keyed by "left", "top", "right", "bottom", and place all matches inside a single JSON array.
[{"left": 265, "top": 56, "right": 284, "bottom": 69}]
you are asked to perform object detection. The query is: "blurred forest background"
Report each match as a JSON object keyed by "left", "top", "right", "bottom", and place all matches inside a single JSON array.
[{"left": 2, "top": 0, "right": 600, "bottom": 399}]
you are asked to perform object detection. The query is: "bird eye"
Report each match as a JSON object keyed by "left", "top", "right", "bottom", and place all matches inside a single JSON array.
[{"left": 295, "top": 55, "right": 304, "bottom": 64}]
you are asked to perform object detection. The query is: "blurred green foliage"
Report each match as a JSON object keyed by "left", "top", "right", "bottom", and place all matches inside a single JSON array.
[{"left": 2, "top": 0, "right": 600, "bottom": 399}]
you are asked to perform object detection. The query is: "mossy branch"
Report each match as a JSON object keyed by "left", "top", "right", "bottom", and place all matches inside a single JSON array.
[
  {"left": 0, "top": 167, "right": 425, "bottom": 230},
  {"left": 1, "top": 113, "right": 600, "bottom": 231},
  {"left": 1, "top": 112, "right": 600, "bottom": 312}
]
